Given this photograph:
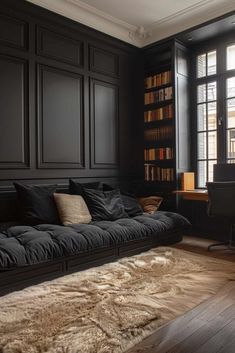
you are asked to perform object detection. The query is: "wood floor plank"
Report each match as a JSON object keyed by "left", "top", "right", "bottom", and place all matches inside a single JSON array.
[
  {"left": 166, "top": 319, "right": 231, "bottom": 353},
  {"left": 127, "top": 236, "right": 235, "bottom": 353},
  {"left": 194, "top": 319, "right": 235, "bottom": 353},
  {"left": 217, "top": 336, "right": 235, "bottom": 353}
]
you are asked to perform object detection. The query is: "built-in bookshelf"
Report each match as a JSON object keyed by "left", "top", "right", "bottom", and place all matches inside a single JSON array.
[
  {"left": 144, "top": 68, "right": 174, "bottom": 183},
  {"left": 142, "top": 40, "right": 190, "bottom": 210}
]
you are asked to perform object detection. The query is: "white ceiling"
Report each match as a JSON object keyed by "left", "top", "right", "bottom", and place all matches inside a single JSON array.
[{"left": 27, "top": 0, "right": 235, "bottom": 47}]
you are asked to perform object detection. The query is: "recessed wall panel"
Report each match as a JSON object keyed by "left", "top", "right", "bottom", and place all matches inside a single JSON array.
[
  {"left": 37, "top": 65, "right": 84, "bottom": 168},
  {"left": 90, "top": 79, "right": 118, "bottom": 168},
  {"left": 0, "top": 55, "right": 29, "bottom": 168},
  {"left": 90, "top": 46, "right": 119, "bottom": 77},
  {"left": 0, "top": 15, "right": 27, "bottom": 49},
  {"left": 37, "top": 27, "right": 83, "bottom": 66}
]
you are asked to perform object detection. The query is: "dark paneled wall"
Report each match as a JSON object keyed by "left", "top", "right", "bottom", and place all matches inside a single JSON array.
[{"left": 0, "top": 0, "right": 140, "bottom": 190}]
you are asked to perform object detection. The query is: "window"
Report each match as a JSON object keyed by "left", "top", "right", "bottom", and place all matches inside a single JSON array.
[
  {"left": 195, "top": 43, "right": 235, "bottom": 187},
  {"left": 226, "top": 77, "right": 235, "bottom": 163},
  {"left": 196, "top": 51, "right": 217, "bottom": 187}
]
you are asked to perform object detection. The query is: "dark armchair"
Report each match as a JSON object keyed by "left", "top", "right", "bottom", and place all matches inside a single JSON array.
[{"left": 207, "top": 181, "right": 235, "bottom": 251}]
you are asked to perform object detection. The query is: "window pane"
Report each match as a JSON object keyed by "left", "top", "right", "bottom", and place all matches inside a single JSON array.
[
  {"left": 197, "top": 104, "right": 207, "bottom": 131},
  {"left": 198, "top": 132, "right": 207, "bottom": 159},
  {"left": 227, "top": 98, "right": 235, "bottom": 128},
  {"left": 208, "top": 102, "right": 216, "bottom": 130},
  {"left": 228, "top": 159, "right": 235, "bottom": 164},
  {"left": 208, "top": 131, "right": 217, "bottom": 159},
  {"left": 207, "top": 81, "right": 217, "bottom": 101},
  {"left": 227, "top": 129, "right": 235, "bottom": 159},
  {"left": 227, "top": 44, "right": 235, "bottom": 70},
  {"left": 197, "top": 84, "right": 206, "bottom": 103},
  {"left": 207, "top": 50, "right": 216, "bottom": 76},
  {"left": 197, "top": 53, "right": 206, "bottom": 78},
  {"left": 227, "top": 77, "right": 235, "bottom": 98},
  {"left": 198, "top": 161, "right": 207, "bottom": 188},
  {"left": 208, "top": 161, "right": 216, "bottom": 182}
]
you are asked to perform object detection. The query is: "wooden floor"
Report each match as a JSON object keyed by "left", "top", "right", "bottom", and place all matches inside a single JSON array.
[
  {"left": 127, "top": 236, "right": 235, "bottom": 353},
  {"left": 174, "top": 235, "right": 235, "bottom": 263}
]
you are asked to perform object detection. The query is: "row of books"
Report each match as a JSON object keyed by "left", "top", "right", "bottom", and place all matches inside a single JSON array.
[
  {"left": 144, "top": 147, "right": 174, "bottom": 161},
  {"left": 144, "top": 126, "right": 173, "bottom": 141},
  {"left": 144, "top": 86, "right": 173, "bottom": 105},
  {"left": 144, "top": 71, "right": 171, "bottom": 89},
  {"left": 144, "top": 104, "right": 173, "bottom": 122},
  {"left": 144, "top": 164, "right": 174, "bottom": 182}
]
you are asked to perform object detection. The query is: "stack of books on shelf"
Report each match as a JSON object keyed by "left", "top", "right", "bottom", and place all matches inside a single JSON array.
[
  {"left": 144, "top": 104, "right": 173, "bottom": 122},
  {"left": 144, "top": 71, "right": 171, "bottom": 89},
  {"left": 144, "top": 165, "right": 174, "bottom": 182},
  {"left": 144, "top": 86, "right": 173, "bottom": 105},
  {"left": 144, "top": 126, "right": 173, "bottom": 141},
  {"left": 144, "top": 147, "right": 173, "bottom": 161}
]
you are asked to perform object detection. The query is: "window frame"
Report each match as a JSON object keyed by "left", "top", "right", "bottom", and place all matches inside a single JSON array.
[{"left": 192, "top": 34, "right": 235, "bottom": 188}]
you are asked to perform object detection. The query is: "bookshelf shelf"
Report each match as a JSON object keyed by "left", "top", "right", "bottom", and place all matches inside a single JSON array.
[
  {"left": 144, "top": 119, "right": 173, "bottom": 127},
  {"left": 144, "top": 159, "right": 174, "bottom": 163},
  {"left": 144, "top": 141, "right": 174, "bottom": 149},
  {"left": 144, "top": 82, "right": 172, "bottom": 93},
  {"left": 144, "top": 99, "right": 173, "bottom": 109}
]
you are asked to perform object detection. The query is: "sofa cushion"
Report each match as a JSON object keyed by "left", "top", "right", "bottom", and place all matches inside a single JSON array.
[
  {"left": 69, "top": 179, "right": 101, "bottom": 198},
  {"left": 14, "top": 183, "right": 59, "bottom": 225},
  {"left": 82, "top": 188, "right": 128, "bottom": 221},
  {"left": 138, "top": 196, "right": 163, "bottom": 214},
  {"left": 0, "top": 211, "right": 190, "bottom": 269},
  {"left": 53, "top": 193, "right": 92, "bottom": 225},
  {"left": 102, "top": 183, "right": 143, "bottom": 217}
]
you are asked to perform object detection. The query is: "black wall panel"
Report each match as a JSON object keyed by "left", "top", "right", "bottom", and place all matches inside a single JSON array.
[
  {"left": 37, "top": 65, "right": 84, "bottom": 169},
  {"left": 37, "top": 27, "right": 83, "bottom": 67},
  {"left": 90, "top": 79, "right": 118, "bottom": 168},
  {"left": 0, "top": 55, "right": 29, "bottom": 169},
  {"left": 0, "top": 0, "right": 138, "bottom": 191},
  {"left": 0, "top": 14, "right": 27, "bottom": 50},
  {"left": 89, "top": 46, "right": 119, "bottom": 77}
]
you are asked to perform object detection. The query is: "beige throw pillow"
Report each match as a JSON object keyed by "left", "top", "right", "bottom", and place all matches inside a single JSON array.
[
  {"left": 137, "top": 196, "right": 163, "bottom": 214},
  {"left": 53, "top": 193, "right": 92, "bottom": 225}
]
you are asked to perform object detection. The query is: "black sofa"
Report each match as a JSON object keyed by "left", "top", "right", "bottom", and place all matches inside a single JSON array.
[{"left": 0, "top": 185, "right": 190, "bottom": 296}]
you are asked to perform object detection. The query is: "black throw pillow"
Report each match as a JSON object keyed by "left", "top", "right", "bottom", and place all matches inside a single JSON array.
[
  {"left": 103, "top": 183, "right": 143, "bottom": 217},
  {"left": 121, "top": 194, "right": 143, "bottom": 217},
  {"left": 69, "top": 179, "right": 101, "bottom": 197},
  {"left": 14, "top": 183, "right": 60, "bottom": 225},
  {"left": 83, "top": 188, "right": 128, "bottom": 221}
]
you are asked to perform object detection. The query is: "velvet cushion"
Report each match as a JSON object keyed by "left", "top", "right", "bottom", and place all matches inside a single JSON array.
[
  {"left": 14, "top": 183, "right": 59, "bottom": 225},
  {"left": 69, "top": 180, "right": 101, "bottom": 198},
  {"left": 83, "top": 188, "right": 128, "bottom": 221},
  {"left": 54, "top": 193, "right": 91, "bottom": 226},
  {"left": 102, "top": 183, "right": 143, "bottom": 217}
]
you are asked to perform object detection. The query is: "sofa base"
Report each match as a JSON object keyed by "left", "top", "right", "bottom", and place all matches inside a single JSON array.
[{"left": 0, "top": 232, "right": 182, "bottom": 296}]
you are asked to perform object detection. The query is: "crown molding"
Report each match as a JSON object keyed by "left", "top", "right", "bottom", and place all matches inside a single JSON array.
[
  {"left": 26, "top": 0, "right": 235, "bottom": 48},
  {"left": 26, "top": 0, "right": 143, "bottom": 47},
  {"left": 144, "top": 0, "right": 235, "bottom": 46}
]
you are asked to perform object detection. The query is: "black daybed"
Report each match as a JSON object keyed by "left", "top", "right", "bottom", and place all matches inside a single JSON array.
[{"left": 0, "top": 182, "right": 190, "bottom": 296}]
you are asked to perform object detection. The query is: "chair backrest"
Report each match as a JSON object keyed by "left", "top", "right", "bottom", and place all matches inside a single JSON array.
[{"left": 207, "top": 182, "right": 235, "bottom": 218}]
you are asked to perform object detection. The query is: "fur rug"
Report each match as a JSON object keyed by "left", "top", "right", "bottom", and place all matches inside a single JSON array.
[{"left": 0, "top": 247, "right": 235, "bottom": 353}]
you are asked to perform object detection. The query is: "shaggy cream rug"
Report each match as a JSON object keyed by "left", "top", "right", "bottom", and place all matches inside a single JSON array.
[{"left": 0, "top": 247, "right": 235, "bottom": 353}]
